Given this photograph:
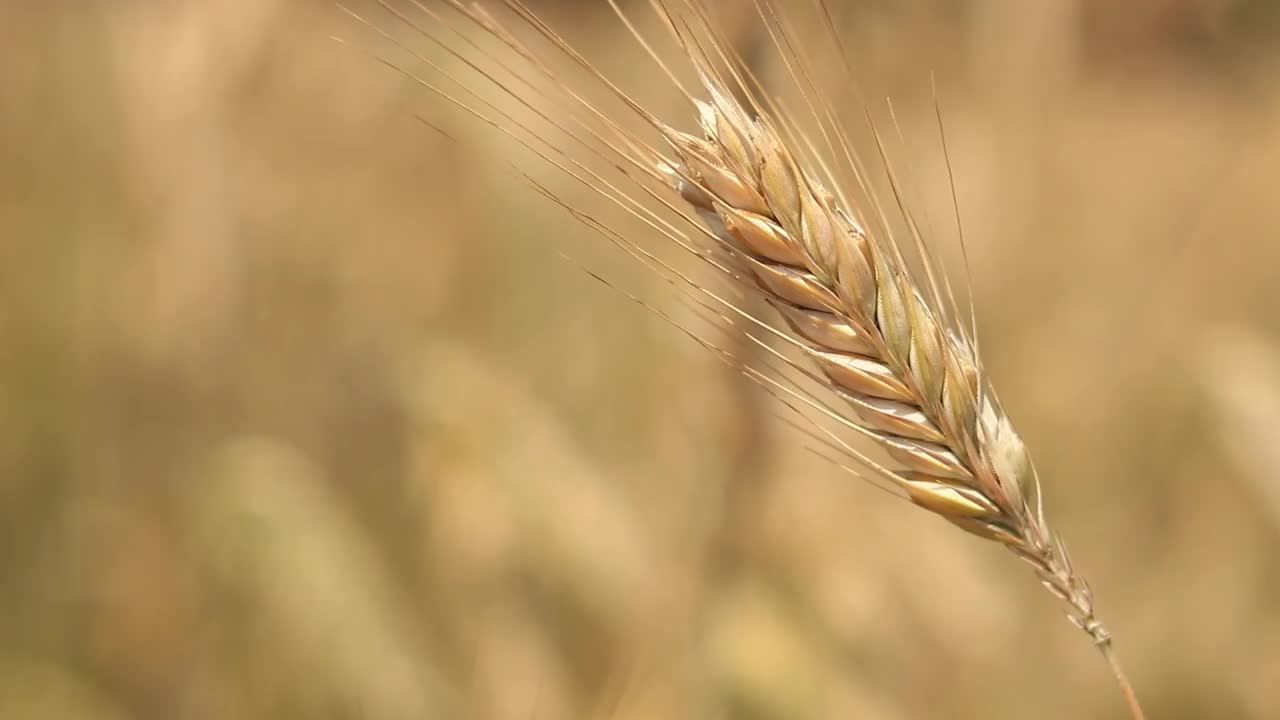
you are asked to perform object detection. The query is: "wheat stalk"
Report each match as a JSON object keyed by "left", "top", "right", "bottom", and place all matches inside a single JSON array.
[
  {"left": 658, "top": 77, "right": 1145, "bottom": 720},
  {"left": 352, "top": 0, "right": 1147, "bottom": 716}
]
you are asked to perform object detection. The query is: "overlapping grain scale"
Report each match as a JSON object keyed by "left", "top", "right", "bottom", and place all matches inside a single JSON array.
[{"left": 657, "top": 83, "right": 1105, "bottom": 641}]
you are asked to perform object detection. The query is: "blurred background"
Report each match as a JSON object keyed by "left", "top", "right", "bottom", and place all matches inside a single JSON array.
[{"left": 3, "top": 0, "right": 1280, "bottom": 718}]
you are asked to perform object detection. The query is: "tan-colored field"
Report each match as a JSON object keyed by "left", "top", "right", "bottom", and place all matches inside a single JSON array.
[{"left": 2, "top": 1, "right": 1279, "bottom": 718}]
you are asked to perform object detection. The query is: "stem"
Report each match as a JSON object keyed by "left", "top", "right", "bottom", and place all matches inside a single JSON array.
[{"left": 1101, "top": 644, "right": 1146, "bottom": 720}]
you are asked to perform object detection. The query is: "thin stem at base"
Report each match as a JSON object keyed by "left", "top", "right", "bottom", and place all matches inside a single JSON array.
[{"left": 1102, "top": 645, "right": 1146, "bottom": 720}]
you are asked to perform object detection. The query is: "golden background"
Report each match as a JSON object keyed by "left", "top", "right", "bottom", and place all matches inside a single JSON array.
[{"left": 2, "top": 1, "right": 1279, "bottom": 718}]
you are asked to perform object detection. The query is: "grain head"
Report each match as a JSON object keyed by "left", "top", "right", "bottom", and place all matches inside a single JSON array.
[{"left": 348, "top": 1, "right": 1147, "bottom": 716}]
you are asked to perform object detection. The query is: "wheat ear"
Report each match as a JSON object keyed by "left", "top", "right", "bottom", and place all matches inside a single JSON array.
[
  {"left": 655, "top": 76, "right": 1144, "bottom": 719},
  {"left": 354, "top": 0, "right": 1145, "bottom": 714}
]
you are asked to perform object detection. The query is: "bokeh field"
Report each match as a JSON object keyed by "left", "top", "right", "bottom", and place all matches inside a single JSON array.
[{"left": 3, "top": 1, "right": 1280, "bottom": 718}]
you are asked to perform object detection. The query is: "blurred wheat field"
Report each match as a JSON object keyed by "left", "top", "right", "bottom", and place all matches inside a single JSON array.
[{"left": 3, "top": 0, "right": 1280, "bottom": 718}]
